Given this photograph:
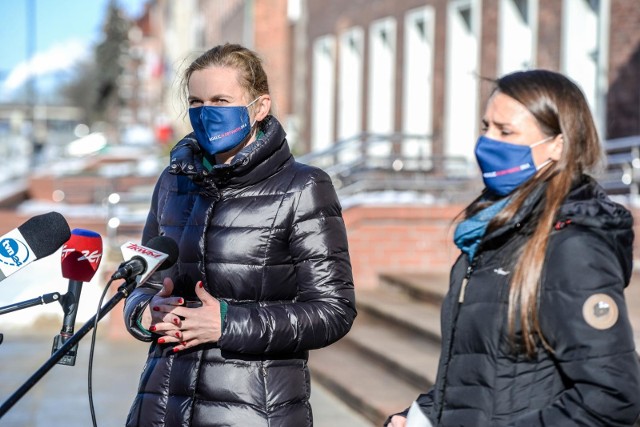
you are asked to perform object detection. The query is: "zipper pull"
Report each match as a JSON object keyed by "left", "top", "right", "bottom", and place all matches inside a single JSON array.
[
  {"left": 458, "top": 265, "right": 474, "bottom": 303},
  {"left": 458, "top": 277, "right": 469, "bottom": 303}
]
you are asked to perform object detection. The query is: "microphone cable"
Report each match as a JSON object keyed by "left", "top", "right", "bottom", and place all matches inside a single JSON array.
[
  {"left": 86, "top": 276, "right": 116, "bottom": 427},
  {"left": 83, "top": 236, "right": 178, "bottom": 425}
]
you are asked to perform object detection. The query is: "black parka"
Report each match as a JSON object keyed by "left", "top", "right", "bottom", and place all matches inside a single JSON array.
[
  {"left": 399, "top": 176, "right": 640, "bottom": 426},
  {"left": 123, "top": 116, "right": 356, "bottom": 427}
]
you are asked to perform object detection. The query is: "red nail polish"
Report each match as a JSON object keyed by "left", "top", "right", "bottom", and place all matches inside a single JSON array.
[
  {"left": 175, "top": 332, "right": 180, "bottom": 338},
  {"left": 158, "top": 338, "right": 165, "bottom": 344},
  {"left": 181, "top": 341, "right": 187, "bottom": 346},
  {"left": 199, "top": 282, "right": 203, "bottom": 288},
  {"left": 173, "top": 318, "right": 179, "bottom": 325},
  {"left": 178, "top": 298, "right": 184, "bottom": 305},
  {"left": 173, "top": 347, "right": 180, "bottom": 353},
  {"left": 149, "top": 326, "right": 156, "bottom": 332},
  {"left": 152, "top": 306, "right": 159, "bottom": 312}
]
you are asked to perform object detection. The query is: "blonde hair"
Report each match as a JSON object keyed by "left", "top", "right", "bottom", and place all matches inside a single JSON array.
[{"left": 180, "top": 43, "right": 272, "bottom": 115}]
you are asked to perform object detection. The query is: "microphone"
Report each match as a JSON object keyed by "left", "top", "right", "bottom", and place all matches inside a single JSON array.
[
  {"left": 0, "top": 239, "right": 178, "bottom": 417},
  {"left": 112, "top": 236, "right": 179, "bottom": 285},
  {"left": 0, "top": 212, "right": 70, "bottom": 282},
  {"left": 52, "top": 229, "right": 103, "bottom": 366}
]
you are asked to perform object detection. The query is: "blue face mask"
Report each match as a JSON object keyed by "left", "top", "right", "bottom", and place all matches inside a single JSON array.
[
  {"left": 189, "top": 97, "right": 259, "bottom": 155},
  {"left": 475, "top": 135, "right": 553, "bottom": 196}
]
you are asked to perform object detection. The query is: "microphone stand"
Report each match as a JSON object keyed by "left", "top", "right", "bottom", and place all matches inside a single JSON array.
[
  {"left": 0, "top": 293, "right": 62, "bottom": 349},
  {"left": 0, "top": 276, "right": 137, "bottom": 419},
  {"left": 0, "top": 292, "right": 62, "bottom": 316}
]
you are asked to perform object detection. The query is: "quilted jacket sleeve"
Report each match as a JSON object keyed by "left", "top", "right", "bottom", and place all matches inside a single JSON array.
[
  {"left": 217, "top": 169, "right": 357, "bottom": 354},
  {"left": 122, "top": 172, "right": 165, "bottom": 342},
  {"left": 511, "top": 229, "right": 640, "bottom": 426}
]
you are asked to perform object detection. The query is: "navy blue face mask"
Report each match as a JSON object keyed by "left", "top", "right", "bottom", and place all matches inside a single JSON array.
[
  {"left": 475, "top": 135, "right": 553, "bottom": 196},
  {"left": 189, "top": 97, "right": 259, "bottom": 155}
]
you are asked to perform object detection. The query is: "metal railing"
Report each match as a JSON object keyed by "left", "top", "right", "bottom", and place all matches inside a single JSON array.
[
  {"left": 297, "top": 133, "right": 640, "bottom": 201},
  {"left": 297, "top": 133, "right": 478, "bottom": 201},
  {"left": 601, "top": 135, "right": 640, "bottom": 196}
]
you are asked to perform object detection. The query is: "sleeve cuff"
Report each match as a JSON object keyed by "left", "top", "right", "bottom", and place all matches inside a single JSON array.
[
  {"left": 220, "top": 300, "right": 228, "bottom": 330},
  {"left": 136, "top": 314, "right": 153, "bottom": 337}
]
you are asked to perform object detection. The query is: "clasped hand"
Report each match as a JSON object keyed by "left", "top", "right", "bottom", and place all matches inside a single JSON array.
[{"left": 142, "top": 277, "right": 222, "bottom": 352}]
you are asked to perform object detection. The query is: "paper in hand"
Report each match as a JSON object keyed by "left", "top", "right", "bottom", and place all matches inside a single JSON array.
[{"left": 406, "top": 400, "right": 433, "bottom": 427}]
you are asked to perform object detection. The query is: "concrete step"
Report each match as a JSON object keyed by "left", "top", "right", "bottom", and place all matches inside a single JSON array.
[
  {"left": 308, "top": 272, "right": 446, "bottom": 425},
  {"left": 317, "top": 270, "right": 640, "bottom": 427},
  {"left": 309, "top": 338, "right": 422, "bottom": 426},
  {"left": 356, "top": 287, "right": 442, "bottom": 343},
  {"left": 379, "top": 272, "right": 449, "bottom": 305},
  {"left": 346, "top": 312, "right": 439, "bottom": 389}
]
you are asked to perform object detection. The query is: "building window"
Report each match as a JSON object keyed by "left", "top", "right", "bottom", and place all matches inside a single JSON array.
[
  {"left": 444, "top": 0, "right": 481, "bottom": 170},
  {"left": 338, "top": 27, "right": 364, "bottom": 163},
  {"left": 403, "top": 6, "right": 436, "bottom": 168},
  {"left": 311, "top": 35, "right": 337, "bottom": 152},
  {"left": 367, "top": 17, "right": 397, "bottom": 158},
  {"left": 498, "top": 0, "right": 538, "bottom": 74},
  {"left": 338, "top": 28, "right": 364, "bottom": 140},
  {"left": 562, "top": 0, "right": 609, "bottom": 135}
]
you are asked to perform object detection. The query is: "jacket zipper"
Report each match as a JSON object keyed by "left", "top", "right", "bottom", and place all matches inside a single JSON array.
[
  {"left": 458, "top": 264, "right": 474, "bottom": 303},
  {"left": 437, "top": 261, "right": 475, "bottom": 423}
]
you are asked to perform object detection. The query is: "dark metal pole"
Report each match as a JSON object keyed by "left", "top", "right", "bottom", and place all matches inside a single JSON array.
[
  {"left": 0, "top": 292, "right": 61, "bottom": 316},
  {"left": 0, "top": 278, "right": 137, "bottom": 418},
  {"left": 26, "top": 0, "right": 40, "bottom": 165}
]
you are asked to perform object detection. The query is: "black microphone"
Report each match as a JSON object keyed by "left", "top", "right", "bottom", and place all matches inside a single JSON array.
[
  {"left": 0, "top": 212, "right": 70, "bottom": 282},
  {"left": 52, "top": 229, "right": 103, "bottom": 366},
  {"left": 111, "top": 236, "right": 179, "bottom": 285}
]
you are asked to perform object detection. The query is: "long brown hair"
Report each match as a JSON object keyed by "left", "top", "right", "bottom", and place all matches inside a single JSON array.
[
  {"left": 474, "top": 70, "right": 603, "bottom": 355},
  {"left": 180, "top": 43, "right": 272, "bottom": 116}
]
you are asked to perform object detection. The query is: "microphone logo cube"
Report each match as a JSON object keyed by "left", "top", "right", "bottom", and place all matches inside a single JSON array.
[
  {"left": 118, "top": 241, "right": 169, "bottom": 283},
  {"left": 61, "top": 229, "right": 103, "bottom": 282},
  {"left": 122, "top": 243, "right": 167, "bottom": 259}
]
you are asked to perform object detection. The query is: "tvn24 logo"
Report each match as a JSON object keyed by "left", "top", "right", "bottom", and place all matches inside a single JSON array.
[{"left": 0, "top": 237, "right": 31, "bottom": 267}]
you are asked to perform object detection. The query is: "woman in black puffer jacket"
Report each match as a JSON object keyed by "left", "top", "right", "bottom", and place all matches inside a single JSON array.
[
  {"left": 123, "top": 43, "right": 356, "bottom": 427},
  {"left": 387, "top": 70, "right": 640, "bottom": 426}
]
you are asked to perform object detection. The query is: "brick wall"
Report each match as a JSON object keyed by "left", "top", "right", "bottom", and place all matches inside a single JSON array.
[
  {"left": 537, "top": 0, "right": 563, "bottom": 70},
  {"left": 28, "top": 174, "right": 157, "bottom": 204},
  {"left": 254, "top": 0, "right": 291, "bottom": 118},
  {"left": 2, "top": 201, "right": 640, "bottom": 287},
  {"left": 343, "top": 204, "right": 463, "bottom": 289},
  {"left": 208, "top": 0, "right": 292, "bottom": 119},
  {"left": 342, "top": 203, "right": 640, "bottom": 290},
  {"left": 607, "top": 0, "right": 640, "bottom": 138},
  {"left": 5, "top": 200, "right": 640, "bottom": 340}
]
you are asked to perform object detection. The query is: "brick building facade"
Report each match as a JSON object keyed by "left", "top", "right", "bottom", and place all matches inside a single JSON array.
[{"left": 298, "top": 0, "right": 640, "bottom": 159}]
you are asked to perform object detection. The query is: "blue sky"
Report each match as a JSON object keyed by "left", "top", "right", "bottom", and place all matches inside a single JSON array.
[{"left": 0, "top": 0, "right": 148, "bottom": 99}]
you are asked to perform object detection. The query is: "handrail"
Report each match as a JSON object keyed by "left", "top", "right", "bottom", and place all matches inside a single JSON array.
[
  {"left": 605, "top": 135, "right": 640, "bottom": 152},
  {"left": 296, "top": 132, "right": 477, "bottom": 200},
  {"left": 296, "top": 132, "right": 640, "bottom": 199},
  {"left": 601, "top": 135, "right": 640, "bottom": 196}
]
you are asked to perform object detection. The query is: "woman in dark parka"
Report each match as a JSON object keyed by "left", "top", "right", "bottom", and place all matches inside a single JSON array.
[
  {"left": 388, "top": 70, "right": 640, "bottom": 426},
  {"left": 122, "top": 43, "right": 356, "bottom": 427}
]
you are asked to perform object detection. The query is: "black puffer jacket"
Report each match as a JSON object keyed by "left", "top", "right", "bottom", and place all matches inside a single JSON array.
[
  {"left": 123, "top": 116, "right": 356, "bottom": 427},
  {"left": 401, "top": 176, "right": 640, "bottom": 426}
]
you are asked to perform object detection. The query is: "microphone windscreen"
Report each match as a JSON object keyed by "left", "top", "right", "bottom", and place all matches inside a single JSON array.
[
  {"left": 145, "top": 236, "right": 179, "bottom": 271},
  {"left": 18, "top": 212, "right": 71, "bottom": 259},
  {"left": 61, "top": 229, "right": 103, "bottom": 282}
]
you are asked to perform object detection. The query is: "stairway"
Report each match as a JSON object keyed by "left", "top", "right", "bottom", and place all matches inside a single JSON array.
[
  {"left": 311, "top": 272, "right": 640, "bottom": 427},
  {"left": 309, "top": 272, "right": 449, "bottom": 426}
]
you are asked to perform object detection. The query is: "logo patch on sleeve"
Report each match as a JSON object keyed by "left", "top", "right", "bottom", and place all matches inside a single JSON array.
[{"left": 582, "top": 293, "right": 618, "bottom": 330}]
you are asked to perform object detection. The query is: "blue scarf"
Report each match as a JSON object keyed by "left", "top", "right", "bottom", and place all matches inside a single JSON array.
[{"left": 453, "top": 198, "right": 510, "bottom": 260}]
